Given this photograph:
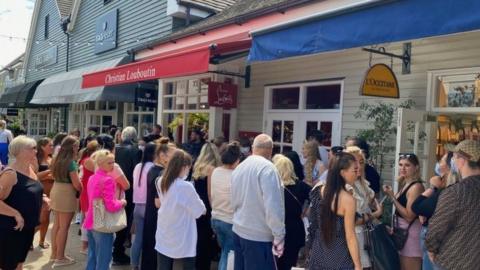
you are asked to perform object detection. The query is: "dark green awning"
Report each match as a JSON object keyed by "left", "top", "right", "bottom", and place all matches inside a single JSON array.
[{"left": 0, "top": 80, "right": 43, "bottom": 108}]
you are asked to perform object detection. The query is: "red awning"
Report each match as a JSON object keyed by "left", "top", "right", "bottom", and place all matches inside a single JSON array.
[{"left": 82, "top": 39, "right": 251, "bottom": 89}]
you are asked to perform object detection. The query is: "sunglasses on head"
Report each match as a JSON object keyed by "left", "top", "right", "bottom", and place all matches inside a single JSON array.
[
  {"left": 399, "top": 153, "right": 417, "bottom": 159},
  {"left": 328, "top": 146, "right": 344, "bottom": 154}
]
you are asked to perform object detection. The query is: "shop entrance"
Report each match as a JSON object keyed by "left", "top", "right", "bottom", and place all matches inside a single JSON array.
[{"left": 86, "top": 111, "right": 117, "bottom": 134}]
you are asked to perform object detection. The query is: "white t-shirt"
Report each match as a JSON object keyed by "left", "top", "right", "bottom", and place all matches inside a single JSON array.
[
  {"left": 210, "top": 167, "right": 234, "bottom": 224},
  {"left": 0, "top": 129, "right": 13, "bottom": 144},
  {"left": 155, "top": 177, "right": 206, "bottom": 258}
]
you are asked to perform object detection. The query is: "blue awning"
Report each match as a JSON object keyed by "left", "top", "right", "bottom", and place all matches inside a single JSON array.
[{"left": 248, "top": 0, "right": 480, "bottom": 62}]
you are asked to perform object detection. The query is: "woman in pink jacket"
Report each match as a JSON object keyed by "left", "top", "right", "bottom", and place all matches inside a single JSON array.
[{"left": 83, "top": 150, "right": 127, "bottom": 270}]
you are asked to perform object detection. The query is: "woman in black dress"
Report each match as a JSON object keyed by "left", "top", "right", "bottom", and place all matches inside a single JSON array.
[
  {"left": 0, "top": 136, "right": 43, "bottom": 270},
  {"left": 306, "top": 152, "right": 362, "bottom": 270},
  {"left": 192, "top": 142, "right": 221, "bottom": 270},
  {"left": 273, "top": 154, "right": 311, "bottom": 270},
  {"left": 141, "top": 137, "right": 176, "bottom": 270}
]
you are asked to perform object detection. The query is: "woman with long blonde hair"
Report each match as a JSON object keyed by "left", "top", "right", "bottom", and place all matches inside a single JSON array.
[
  {"left": 344, "top": 146, "right": 382, "bottom": 269},
  {"left": 273, "top": 154, "right": 311, "bottom": 270},
  {"left": 302, "top": 140, "right": 326, "bottom": 186},
  {"left": 49, "top": 136, "right": 82, "bottom": 267},
  {"left": 192, "top": 142, "right": 221, "bottom": 270}
]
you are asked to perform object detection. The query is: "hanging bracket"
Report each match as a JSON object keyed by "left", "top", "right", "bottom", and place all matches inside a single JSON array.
[{"left": 362, "top": 42, "right": 411, "bottom": 74}]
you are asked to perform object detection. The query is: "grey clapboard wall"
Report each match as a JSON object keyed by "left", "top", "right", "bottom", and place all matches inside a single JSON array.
[{"left": 26, "top": 0, "right": 173, "bottom": 83}]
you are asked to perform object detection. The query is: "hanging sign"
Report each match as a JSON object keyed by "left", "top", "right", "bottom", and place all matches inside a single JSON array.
[
  {"left": 94, "top": 9, "right": 118, "bottom": 54},
  {"left": 135, "top": 88, "right": 157, "bottom": 108},
  {"left": 360, "top": 63, "right": 399, "bottom": 98},
  {"left": 208, "top": 82, "right": 238, "bottom": 109}
]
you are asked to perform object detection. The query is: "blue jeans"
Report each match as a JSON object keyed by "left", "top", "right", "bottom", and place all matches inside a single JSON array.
[
  {"left": 233, "top": 232, "right": 275, "bottom": 270},
  {"left": 420, "top": 226, "right": 442, "bottom": 270},
  {"left": 86, "top": 230, "right": 114, "bottom": 270},
  {"left": 211, "top": 219, "right": 234, "bottom": 270},
  {"left": 131, "top": 204, "right": 146, "bottom": 267}
]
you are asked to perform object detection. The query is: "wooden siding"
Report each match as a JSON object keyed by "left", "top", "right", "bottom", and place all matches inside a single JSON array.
[
  {"left": 238, "top": 30, "right": 480, "bottom": 181},
  {"left": 26, "top": 0, "right": 173, "bottom": 82}
]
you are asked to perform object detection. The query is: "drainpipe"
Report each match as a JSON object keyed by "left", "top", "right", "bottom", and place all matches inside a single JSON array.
[{"left": 61, "top": 16, "right": 71, "bottom": 132}]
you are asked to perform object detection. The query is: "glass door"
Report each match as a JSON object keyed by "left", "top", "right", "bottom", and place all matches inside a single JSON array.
[
  {"left": 300, "top": 113, "right": 342, "bottom": 147},
  {"left": 266, "top": 114, "right": 299, "bottom": 154},
  {"left": 394, "top": 108, "right": 437, "bottom": 192},
  {"left": 86, "top": 111, "right": 117, "bottom": 134}
]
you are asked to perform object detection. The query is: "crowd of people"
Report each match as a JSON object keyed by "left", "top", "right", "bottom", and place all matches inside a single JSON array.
[{"left": 0, "top": 123, "right": 479, "bottom": 270}]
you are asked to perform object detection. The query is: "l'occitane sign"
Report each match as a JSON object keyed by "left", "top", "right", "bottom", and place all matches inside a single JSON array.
[{"left": 360, "top": 64, "right": 399, "bottom": 98}]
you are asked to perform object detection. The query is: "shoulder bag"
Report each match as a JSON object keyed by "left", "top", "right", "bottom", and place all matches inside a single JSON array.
[{"left": 92, "top": 178, "right": 127, "bottom": 233}]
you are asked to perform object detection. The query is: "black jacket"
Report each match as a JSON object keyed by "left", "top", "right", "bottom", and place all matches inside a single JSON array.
[{"left": 115, "top": 141, "right": 142, "bottom": 200}]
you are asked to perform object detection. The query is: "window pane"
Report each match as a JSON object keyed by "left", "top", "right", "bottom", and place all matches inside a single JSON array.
[
  {"left": 320, "top": 122, "right": 333, "bottom": 146},
  {"left": 272, "top": 120, "right": 282, "bottom": 142},
  {"left": 283, "top": 121, "right": 294, "bottom": 143},
  {"left": 273, "top": 145, "right": 281, "bottom": 155},
  {"left": 282, "top": 146, "right": 293, "bottom": 153},
  {"left": 271, "top": 87, "right": 299, "bottom": 109},
  {"left": 306, "top": 121, "right": 319, "bottom": 140},
  {"left": 306, "top": 84, "right": 341, "bottom": 109}
]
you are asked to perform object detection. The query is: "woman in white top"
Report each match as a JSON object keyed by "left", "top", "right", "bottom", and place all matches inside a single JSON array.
[
  {"left": 131, "top": 143, "right": 155, "bottom": 270},
  {"left": 210, "top": 142, "right": 241, "bottom": 270},
  {"left": 155, "top": 149, "right": 206, "bottom": 270},
  {"left": 302, "top": 140, "right": 326, "bottom": 186},
  {"left": 0, "top": 120, "right": 13, "bottom": 165},
  {"left": 344, "top": 146, "right": 383, "bottom": 269}
]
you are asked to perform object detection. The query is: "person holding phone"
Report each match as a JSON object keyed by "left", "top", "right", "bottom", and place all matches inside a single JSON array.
[{"left": 383, "top": 153, "right": 424, "bottom": 270}]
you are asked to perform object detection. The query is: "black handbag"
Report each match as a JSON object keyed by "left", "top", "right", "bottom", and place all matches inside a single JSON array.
[
  {"left": 391, "top": 215, "right": 414, "bottom": 250},
  {"left": 364, "top": 221, "right": 400, "bottom": 270}
]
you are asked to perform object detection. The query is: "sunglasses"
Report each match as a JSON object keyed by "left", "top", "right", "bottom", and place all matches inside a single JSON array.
[
  {"left": 399, "top": 153, "right": 417, "bottom": 159},
  {"left": 328, "top": 146, "right": 344, "bottom": 154}
]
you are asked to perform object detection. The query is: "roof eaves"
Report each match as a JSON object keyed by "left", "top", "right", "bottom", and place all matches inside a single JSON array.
[{"left": 132, "top": 0, "right": 312, "bottom": 53}]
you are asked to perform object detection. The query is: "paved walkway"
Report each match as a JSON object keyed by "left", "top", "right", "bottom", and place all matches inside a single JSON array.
[{"left": 24, "top": 221, "right": 129, "bottom": 270}]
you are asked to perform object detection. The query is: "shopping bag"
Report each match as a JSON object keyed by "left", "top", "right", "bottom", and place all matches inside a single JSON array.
[{"left": 365, "top": 222, "right": 400, "bottom": 270}]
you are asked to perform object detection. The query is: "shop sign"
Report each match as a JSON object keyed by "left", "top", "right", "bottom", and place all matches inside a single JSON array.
[
  {"left": 360, "top": 64, "right": 399, "bottom": 98},
  {"left": 94, "top": 9, "right": 118, "bottom": 54},
  {"left": 35, "top": 46, "right": 57, "bottom": 68},
  {"left": 208, "top": 82, "right": 237, "bottom": 109},
  {"left": 6, "top": 108, "right": 18, "bottom": 116},
  {"left": 135, "top": 88, "right": 157, "bottom": 108}
]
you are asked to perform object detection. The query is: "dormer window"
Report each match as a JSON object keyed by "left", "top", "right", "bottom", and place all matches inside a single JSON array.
[{"left": 44, "top": 15, "right": 49, "bottom": 40}]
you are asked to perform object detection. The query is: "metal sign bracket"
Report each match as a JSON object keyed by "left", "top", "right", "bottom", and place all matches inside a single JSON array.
[{"left": 362, "top": 42, "right": 411, "bottom": 74}]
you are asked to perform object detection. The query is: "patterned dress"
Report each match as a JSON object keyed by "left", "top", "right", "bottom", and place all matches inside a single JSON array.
[{"left": 306, "top": 186, "right": 354, "bottom": 270}]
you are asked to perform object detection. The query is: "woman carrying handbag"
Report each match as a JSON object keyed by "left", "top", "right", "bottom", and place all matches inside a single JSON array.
[
  {"left": 383, "top": 153, "right": 424, "bottom": 270},
  {"left": 83, "top": 150, "right": 127, "bottom": 270}
]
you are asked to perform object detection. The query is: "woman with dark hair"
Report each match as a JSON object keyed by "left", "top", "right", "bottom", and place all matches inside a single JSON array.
[
  {"left": 52, "top": 132, "right": 68, "bottom": 157},
  {"left": 141, "top": 138, "right": 176, "bottom": 270},
  {"left": 210, "top": 142, "right": 241, "bottom": 270},
  {"left": 78, "top": 140, "right": 99, "bottom": 254},
  {"left": 155, "top": 149, "right": 206, "bottom": 270},
  {"left": 35, "top": 137, "right": 54, "bottom": 249},
  {"left": 306, "top": 152, "right": 362, "bottom": 270},
  {"left": 383, "top": 153, "right": 424, "bottom": 270},
  {"left": 50, "top": 136, "right": 82, "bottom": 267},
  {"left": 131, "top": 142, "right": 156, "bottom": 269},
  {"left": 284, "top": 151, "right": 305, "bottom": 181}
]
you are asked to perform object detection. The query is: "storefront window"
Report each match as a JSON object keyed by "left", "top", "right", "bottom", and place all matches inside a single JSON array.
[
  {"left": 271, "top": 87, "right": 300, "bottom": 109},
  {"left": 429, "top": 68, "right": 480, "bottom": 112},
  {"left": 124, "top": 103, "right": 155, "bottom": 139},
  {"left": 306, "top": 84, "right": 341, "bottom": 109},
  {"left": 28, "top": 111, "right": 48, "bottom": 137}
]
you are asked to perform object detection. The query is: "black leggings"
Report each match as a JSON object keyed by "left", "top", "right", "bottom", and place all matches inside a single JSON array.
[{"left": 156, "top": 252, "right": 195, "bottom": 270}]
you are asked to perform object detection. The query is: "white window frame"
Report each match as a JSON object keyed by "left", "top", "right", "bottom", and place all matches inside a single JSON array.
[
  {"left": 26, "top": 109, "right": 50, "bottom": 138},
  {"left": 427, "top": 67, "right": 480, "bottom": 113},
  {"left": 123, "top": 103, "right": 156, "bottom": 138},
  {"left": 264, "top": 80, "right": 344, "bottom": 114}
]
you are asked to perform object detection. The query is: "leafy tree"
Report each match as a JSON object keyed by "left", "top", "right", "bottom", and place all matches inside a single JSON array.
[{"left": 354, "top": 99, "right": 415, "bottom": 179}]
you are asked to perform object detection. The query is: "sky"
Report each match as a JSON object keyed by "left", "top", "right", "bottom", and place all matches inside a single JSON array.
[{"left": 0, "top": 0, "right": 35, "bottom": 68}]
